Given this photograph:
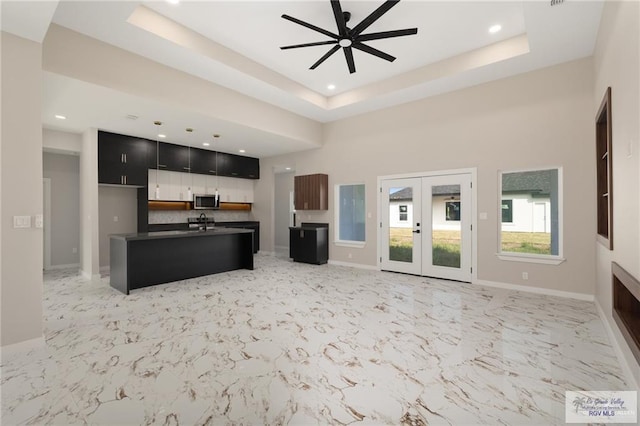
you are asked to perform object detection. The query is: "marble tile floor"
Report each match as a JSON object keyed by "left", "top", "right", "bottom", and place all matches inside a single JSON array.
[{"left": 0, "top": 254, "right": 629, "bottom": 425}]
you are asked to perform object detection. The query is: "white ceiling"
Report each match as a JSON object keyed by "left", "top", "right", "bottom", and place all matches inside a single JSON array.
[{"left": 2, "top": 0, "right": 604, "bottom": 157}]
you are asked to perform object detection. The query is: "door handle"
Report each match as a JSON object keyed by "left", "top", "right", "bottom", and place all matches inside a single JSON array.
[{"left": 412, "top": 229, "right": 421, "bottom": 233}]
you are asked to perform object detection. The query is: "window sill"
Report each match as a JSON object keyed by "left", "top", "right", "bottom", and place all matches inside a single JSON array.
[
  {"left": 334, "top": 241, "right": 366, "bottom": 249},
  {"left": 496, "top": 252, "right": 565, "bottom": 265}
]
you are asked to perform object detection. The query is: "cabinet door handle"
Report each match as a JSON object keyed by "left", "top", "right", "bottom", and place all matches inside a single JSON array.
[
  {"left": 124, "top": 175, "right": 127, "bottom": 185},
  {"left": 183, "top": 167, "right": 190, "bottom": 170},
  {"left": 300, "top": 230, "right": 304, "bottom": 238},
  {"left": 123, "top": 154, "right": 127, "bottom": 164},
  {"left": 121, "top": 153, "right": 124, "bottom": 163},
  {"left": 158, "top": 164, "right": 167, "bottom": 168},
  {"left": 232, "top": 172, "right": 238, "bottom": 176},
  {"left": 209, "top": 170, "right": 216, "bottom": 174}
]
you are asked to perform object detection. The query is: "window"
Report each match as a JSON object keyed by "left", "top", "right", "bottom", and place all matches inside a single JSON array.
[
  {"left": 501, "top": 200, "right": 513, "bottom": 223},
  {"left": 498, "top": 168, "right": 564, "bottom": 264},
  {"left": 445, "top": 201, "right": 460, "bottom": 221},
  {"left": 335, "top": 184, "right": 365, "bottom": 245},
  {"left": 399, "top": 205, "right": 408, "bottom": 221}
]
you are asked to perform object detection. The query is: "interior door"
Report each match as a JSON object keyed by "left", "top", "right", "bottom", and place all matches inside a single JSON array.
[
  {"left": 380, "top": 173, "right": 472, "bottom": 282},
  {"left": 380, "top": 178, "right": 422, "bottom": 275}
]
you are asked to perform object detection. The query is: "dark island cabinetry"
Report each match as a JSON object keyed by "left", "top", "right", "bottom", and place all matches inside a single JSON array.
[
  {"left": 289, "top": 223, "right": 328, "bottom": 265},
  {"left": 98, "top": 131, "right": 149, "bottom": 186},
  {"left": 110, "top": 228, "right": 254, "bottom": 294}
]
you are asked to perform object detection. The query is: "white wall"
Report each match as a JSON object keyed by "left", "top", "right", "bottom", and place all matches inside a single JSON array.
[
  {"left": 43, "top": 152, "right": 80, "bottom": 267},
  {"left": 98, "top": 186, "right": 137, "bottom": 268},
  {"left": 1, "top": 32, "right": 43, "bottom": 346},
  {"left": 43, "top": 128, "right": 81, "bottom": 154},
  {"left": 593, "top": 0, "right": 640, "bottom": 386},
  {"left": 274, "top": 172, "right": 294, "bottom": 249},
  {"left": 256, "top": 57, "right": 596, "bottom": 295}
]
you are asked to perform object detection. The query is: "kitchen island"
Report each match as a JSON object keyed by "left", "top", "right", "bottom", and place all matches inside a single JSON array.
[{"left": 110, "top": 228, "right": 254, "bottom": 294}]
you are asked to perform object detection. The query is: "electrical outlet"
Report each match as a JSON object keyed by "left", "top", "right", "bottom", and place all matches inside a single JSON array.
[
  {"left": 114, "top": 216, "right": 119, "bottom": 222},
  {"left": 522, "top": 272, "right": 529, "bottom": 280},
  {"left": 13, "top": 215, "right": 31, "bottom": 228},
  {"left": 348, "top": 253, "right": 352, "bottom": 259}
]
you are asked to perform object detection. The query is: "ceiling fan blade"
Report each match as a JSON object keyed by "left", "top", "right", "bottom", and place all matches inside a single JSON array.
[
  {"left": 343, "top": 46, "right": 356, "bottom": 74},
  {"left": 280, "top": 40, "right": 338, "bottom": 50},
  {"left": 352, "top": 42, "right": 396, "bottom": 62},
  {"left": 310, "top": 45, "right": 341, "bottom": 70},
  {"left": 351, "top": 0, "right": 400, "bottom": 37},
  {"left": 357, "top": 28, "right": 417, "bottom": 42},
  {"left": 282, "top": 14, "right": 339, "bottom": 39},
  {"left": 331, "top": 0, "right": 348, "bottom": 37}
]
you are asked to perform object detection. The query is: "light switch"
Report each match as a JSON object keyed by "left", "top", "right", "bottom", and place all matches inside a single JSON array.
[
  {"left": 479, "top": 212, "right": 488, "bottom": 220},
  {"left": 367, "top": 212, "right": 372, "bottom": 219},
  {"left": 114, "top": 216, "right": 119, "bottom": 222},
  {"left": 13, "top": 215, "right": 31, "bottom": 228},
  {"left": 35, "top": 214, "right": 43, "bottom": 228}
]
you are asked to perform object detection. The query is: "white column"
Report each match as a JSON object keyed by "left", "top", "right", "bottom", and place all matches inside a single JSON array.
[{"left": 80, "top": 128, "right": 100, "bottom": 280}]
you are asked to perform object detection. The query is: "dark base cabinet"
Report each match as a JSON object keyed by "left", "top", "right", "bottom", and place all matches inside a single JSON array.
[{"left": 289, "top": 223, "right": 328, "bottom": 265}]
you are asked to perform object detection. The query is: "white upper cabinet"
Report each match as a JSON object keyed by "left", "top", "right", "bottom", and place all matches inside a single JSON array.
[{"left": 148, "top": 170, "right": 253, "bottom": 203}]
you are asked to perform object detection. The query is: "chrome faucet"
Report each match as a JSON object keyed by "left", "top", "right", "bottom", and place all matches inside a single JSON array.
[{"left": 198, "top": 212, "right": 207, "bottom": 231}]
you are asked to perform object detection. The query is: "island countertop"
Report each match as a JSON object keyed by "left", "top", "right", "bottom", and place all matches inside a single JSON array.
[
  {"left": 110, "top": 227, "right": 254, "bottom": 294},
  {"left": 111, "top": 227, "right": 253, "bottom": 241}
]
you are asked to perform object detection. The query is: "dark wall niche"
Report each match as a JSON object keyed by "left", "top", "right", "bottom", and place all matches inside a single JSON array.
[{"left": 612, "top": 262, "right": 640, "bottom": 365}]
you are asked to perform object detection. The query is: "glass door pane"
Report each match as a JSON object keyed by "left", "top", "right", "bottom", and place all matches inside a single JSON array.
[
  {"left": 432, "top": 185, "right": 461, "bottom": 268},
  {"left": 389, "top": 186, "right": 413, "bottom": 262},
  {"left": 380, "top": 178, "right": 422, "bottom": 275}
]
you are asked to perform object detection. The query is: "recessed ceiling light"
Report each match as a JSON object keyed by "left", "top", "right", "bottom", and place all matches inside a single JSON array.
[
  {"left": 239, "top": 149, "right": 246, "bottom": 153},
  {"left": 489, "top": 24, "right": 502, "bottom": 34},
  {"left": 158, "top": 134, "right": 166, "bottom": 138},
  {"left": 54, "top": 114, "right": 66, "bottom": 120},
  {"left": 327, "top": 84, "right": 336, "bottom": 91},
  {"left": 166, "top": 0, "right": 180, "bottom": 4},
  {"left": 202, "top": 142, "right": 210, "bottom": 146},
  {"left": 285, "top": 167, "right": 291, "bottom": 171}
]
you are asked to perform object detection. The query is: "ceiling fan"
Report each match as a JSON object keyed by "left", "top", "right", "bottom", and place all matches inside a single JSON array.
[{"left": 280, "top": 0, "right": 418, "bottom": 74}]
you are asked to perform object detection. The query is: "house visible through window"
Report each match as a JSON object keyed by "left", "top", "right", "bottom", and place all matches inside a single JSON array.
[
  {"left": 501, "top": 199, "right": 513, "bottom": 223},
  {"left": 335, "top": 184, "right": 365, "bottom": 244},
  {"left": 445, "top": 201, "right": 460, "bottom": 221},
  {"left": 499, "top": 168, "right": 562, "bottom": 259},
  {"left": 399, "top": 205, "right": 408, "bottom": 221}
]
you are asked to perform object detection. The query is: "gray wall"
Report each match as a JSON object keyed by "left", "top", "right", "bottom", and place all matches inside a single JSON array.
[
  {"left": 43, "top": 152, "right": 80, "bottom": 267},
  {"left": 255, "top": 57, "right": 596, "bottom": 296},
  {"left": 593, "top": 0, "right": 640, "bottom": 385},
  {"left": 98, "top": 186, "right": 137, "bottom": 268},
  {"left": 1, "top": 32, "right": 43, "bottom": 346}
]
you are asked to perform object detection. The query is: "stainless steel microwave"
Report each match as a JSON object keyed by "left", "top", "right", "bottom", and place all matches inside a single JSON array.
[{"left": 193, "top": 194, "right": 220, "bottom": 210}]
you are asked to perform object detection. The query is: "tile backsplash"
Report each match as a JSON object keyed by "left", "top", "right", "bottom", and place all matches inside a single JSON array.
[{"left": 149, "top": 210, "right": 252, "bottom": 224}]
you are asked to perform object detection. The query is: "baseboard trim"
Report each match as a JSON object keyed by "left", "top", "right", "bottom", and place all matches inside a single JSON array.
[
  {"left": 0, "top": 336, "right": 45, "bottom": 358},
  {"left": 594, "top": 298, "right": 639, "bottom": 390},
  {"left": 328, "top": 260, "right": 378, "bottom": 271},
  {"left": 45, "top": 263, "right": 80, "bottom": 271},
  {"left": 474, "top": 279, "right": 594, "bottom": 301}
]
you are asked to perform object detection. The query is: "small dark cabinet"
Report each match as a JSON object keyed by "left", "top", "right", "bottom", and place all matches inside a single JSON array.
[
  {"left": 289, "top": 223, "right": 328, "bottom": 265},
  {"left": 98, "top": 131, "right": 149, "bottom": 186}
]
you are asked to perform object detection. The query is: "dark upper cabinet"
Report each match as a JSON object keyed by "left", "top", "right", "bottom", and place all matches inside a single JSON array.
[
  {"left": 157, "top": 142, "right": 190, "bottom": 172},
  {"left": 223, "top": 153, "right": 260, "bottom": 179},
  {"left": 98, "top": 131, "right": 148, "bottom": 186},
  {"left": 190, "top": 148, "right": 218, "bottom": 175}
]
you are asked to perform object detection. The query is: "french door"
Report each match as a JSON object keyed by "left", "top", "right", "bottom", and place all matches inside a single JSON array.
[{"left": 380, "top": 173, "right": 472, "bottom": 282}]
